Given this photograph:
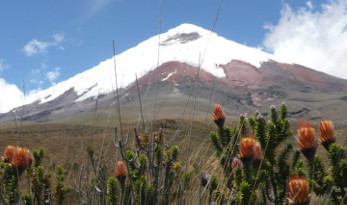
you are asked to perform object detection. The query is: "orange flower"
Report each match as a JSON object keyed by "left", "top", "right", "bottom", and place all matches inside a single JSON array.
[
  {"left": 231, "top": 158, "right": 243, "bottom": 169},
  {"left": 213, "top": 104, "right": 226, "bottom": 128},
  {"left": 115, "top": 161, "right": 127, "bottom": 185},
  {"left": 2, "top": 145, "right": 15, "bottom": 163},
  {"left": 288, "top": 175, "right": 310, "bottom": 205},
  {"left": 11, "top": 147, "right": 33, "bottom": 172},
  {"left": 253, "top": 143, "right": 262, "bottom": 166},
  {"left": 319, "top": 120, "right": 335, "bottom": 150},
  {"left": 115, "top": 161, "right": 127, "bottom": 178},
  {"left": 238, "top": 137, "right": 255, "bottom": 166},
  {"left": 3, "top": 146, "right": 33, "bottom": 176},
  {"left": 296, "top": 121, "right": 317, "bottom": 161}
]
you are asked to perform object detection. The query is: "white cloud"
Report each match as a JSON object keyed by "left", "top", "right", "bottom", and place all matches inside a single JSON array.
[
  {"left": 306, "top": 1, "right": 314, "bottom": 10},
  {"left": 23, "top": 39, "right": 50, "bottom": 56},
  {"left": 46, "top": 67, "right": 60, "bottom": 85},
  {"left": 0, "top": 59, "right": 9, "bottom": 72},
  {"left": 53, "top": 33, "right": 64, "bottom": 43},
  {"left": 0, "top": 78, "right": 24, "bottom": 113},
  {"left": 23, "top": 33, "right": 65, "bottom": 56},
  {"left": 263, "top": 0, "right": 347, "bottom": 79}
]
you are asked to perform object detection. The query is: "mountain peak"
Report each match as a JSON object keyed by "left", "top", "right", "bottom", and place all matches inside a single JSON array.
[
  {"left": 1, "top": 23, "right": 274, "bottom": 113},
  {"left": 166, "top": 23, "right": 210, "bottom": 35},
  {"left": 2, "top": 24, "right": 347, "bottom": 123},
  {"left": 160, "top": 24, "right": 211, "bottom": 46}
]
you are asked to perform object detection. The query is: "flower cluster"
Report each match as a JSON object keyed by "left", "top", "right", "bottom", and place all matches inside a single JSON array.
[
  {"left": 296, "top": 120, "right": 337, "bottom": 160},
  {"left": 2, "top": 145, "right": 33, "bottom": 175},
  {"left": 236, "top": 132, "right": 264, "bottom": 167}
]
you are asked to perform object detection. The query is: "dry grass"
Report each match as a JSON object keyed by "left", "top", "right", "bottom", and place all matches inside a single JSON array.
[
  {"left": 0, "top": 119, "right": 216, "bottom": 203},
  {"left": 0, "top": 117, "right": 346, "bottom": 204}
]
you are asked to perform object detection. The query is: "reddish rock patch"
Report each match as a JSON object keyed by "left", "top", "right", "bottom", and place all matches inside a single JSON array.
[
  {"left": 136, "top": 61, "right": 217, "bottom": 86},
  {"left": 269, "top": 60, "right": 345, "bottom": 92},
  {"left": 128, "top": 60, "right": 346, "bottom": 93},
  {"left": 219, "top": 60, "right": 268, "bottom": 88}
]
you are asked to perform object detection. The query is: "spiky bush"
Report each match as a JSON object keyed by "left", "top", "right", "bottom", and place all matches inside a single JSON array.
[
  {"left": 1, "top": 103, "right": 346, "bottom": 205},
  {"left": 296, "top": 120, "right": 347, "bottom": 204},
  {"left": 103, "top": 127, "right": 186, "bottom": 205},
  {"left": 0, "top": 147, "right": 70, "bottom": 205},
  {"left": 208, "top": 103, "right": 347, "bottom": 204}
]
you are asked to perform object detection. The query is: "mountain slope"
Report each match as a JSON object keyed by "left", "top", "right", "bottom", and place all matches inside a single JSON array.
[
  {"left": 2, "top": 24, "right": 274, "bottom": 113},
  {"left": 1, "top": 23, "right": 347, "bottom": 125}
]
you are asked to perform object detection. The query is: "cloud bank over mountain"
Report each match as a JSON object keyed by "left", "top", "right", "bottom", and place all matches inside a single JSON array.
[
  {"left": 263, "top": 0, "right": 347, "bottom": 78},
  {"left": 0, "top": 78, "right": 23, "bottom": 112}
]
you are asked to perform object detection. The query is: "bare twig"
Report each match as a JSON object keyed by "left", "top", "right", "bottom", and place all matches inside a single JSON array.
[
  {"left": 135, "top": 74, "right": 146, "bottom": 133},
  {"left": 172, "top": 84, "right": 194, "bottom": 144},
  {"left": 78, "top": 164, "right": 87, "bottom": 205},
  {"left": 184, "top": 53, "right": 202, "bottom": 176},
  {"left": 205, "top": 80, "right": 216, "bottom": 122},
  {"left": 150, "top": 0, "right": 162, "bottom": 134},
  {"left": 113, "top": 40, "right": 124, "bottom": 140}
]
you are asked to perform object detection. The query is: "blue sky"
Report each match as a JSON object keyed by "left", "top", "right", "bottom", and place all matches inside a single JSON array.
[{"left": 0, "top": 0, "right": 346, "bottom": 95}]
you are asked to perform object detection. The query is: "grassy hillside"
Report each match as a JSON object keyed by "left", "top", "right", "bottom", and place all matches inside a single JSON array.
[{"left": 1, "top": 106, "right": 346, "bottom": 204}]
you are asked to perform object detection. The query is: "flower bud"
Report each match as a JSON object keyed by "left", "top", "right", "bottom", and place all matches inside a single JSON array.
[
  {"left": 238, "top": 137, "right": 256, "bottom": 166},
  {"left": 318, "top": 120, "right": 335, "bottom": 150},
  {"left": 115, "top": 161, "right": 127, "bottom": 185},
  {"left": 231, "top": 158, "right": 243, "bottom": 169},
  {"left": 288, "top": 175, "right": 310, "bottom": 205},
  {"left": 296, "top": 121, "right": 317, "bottom": 161},
  {"left": 253, "top": 143, "right": 262, "bottom": 167},
  {"left": 270, "top": 105, "right": 276, "bottom": 111},
  {"left": 256, "top": 114, "right": 263, "bottom": 121},
  {"left": 255, "top": 110, "right": 259, "bottom": 116},
  {"left": 2, "top": 145, "right": 15, "bottom": 163},
  {"left": 212, "top": 104, "right": 226, "bottom": 128}
]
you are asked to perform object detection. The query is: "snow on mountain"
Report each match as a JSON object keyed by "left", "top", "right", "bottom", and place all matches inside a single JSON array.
[{"left": 3, "top": 23, "right": 276, "bottom": 113}]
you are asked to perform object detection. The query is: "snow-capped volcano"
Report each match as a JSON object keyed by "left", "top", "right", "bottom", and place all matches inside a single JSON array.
[
  {"left": 2, "top": 23, "right": 274, "bottom": 113},
  {"left": 2, "top": 23, "right": 347, "bottom": 124}
]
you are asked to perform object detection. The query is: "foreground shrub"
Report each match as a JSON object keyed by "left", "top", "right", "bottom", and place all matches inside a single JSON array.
[
  {"left": 105, "top": 126, "right": 184, "bottom": 205},
  {"left": 0, "top": 103, "right": 345, "bottom": 204},
  {"left": 209, "top": 103, "right": 346, "bottom": 204},
  {"left": 297, "top": 120, "right": 346, "bottom": 204},
  {"left": 0, "top": 147, "right": 70, "bottom": 204}
]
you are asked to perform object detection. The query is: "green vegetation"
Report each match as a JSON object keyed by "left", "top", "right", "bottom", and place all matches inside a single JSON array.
[
  {"left": 0, "top": 147, "right": 70, "bottom": 204},
  {"left": 0, "top": 104, "right": 346, "bottom": 204}
]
